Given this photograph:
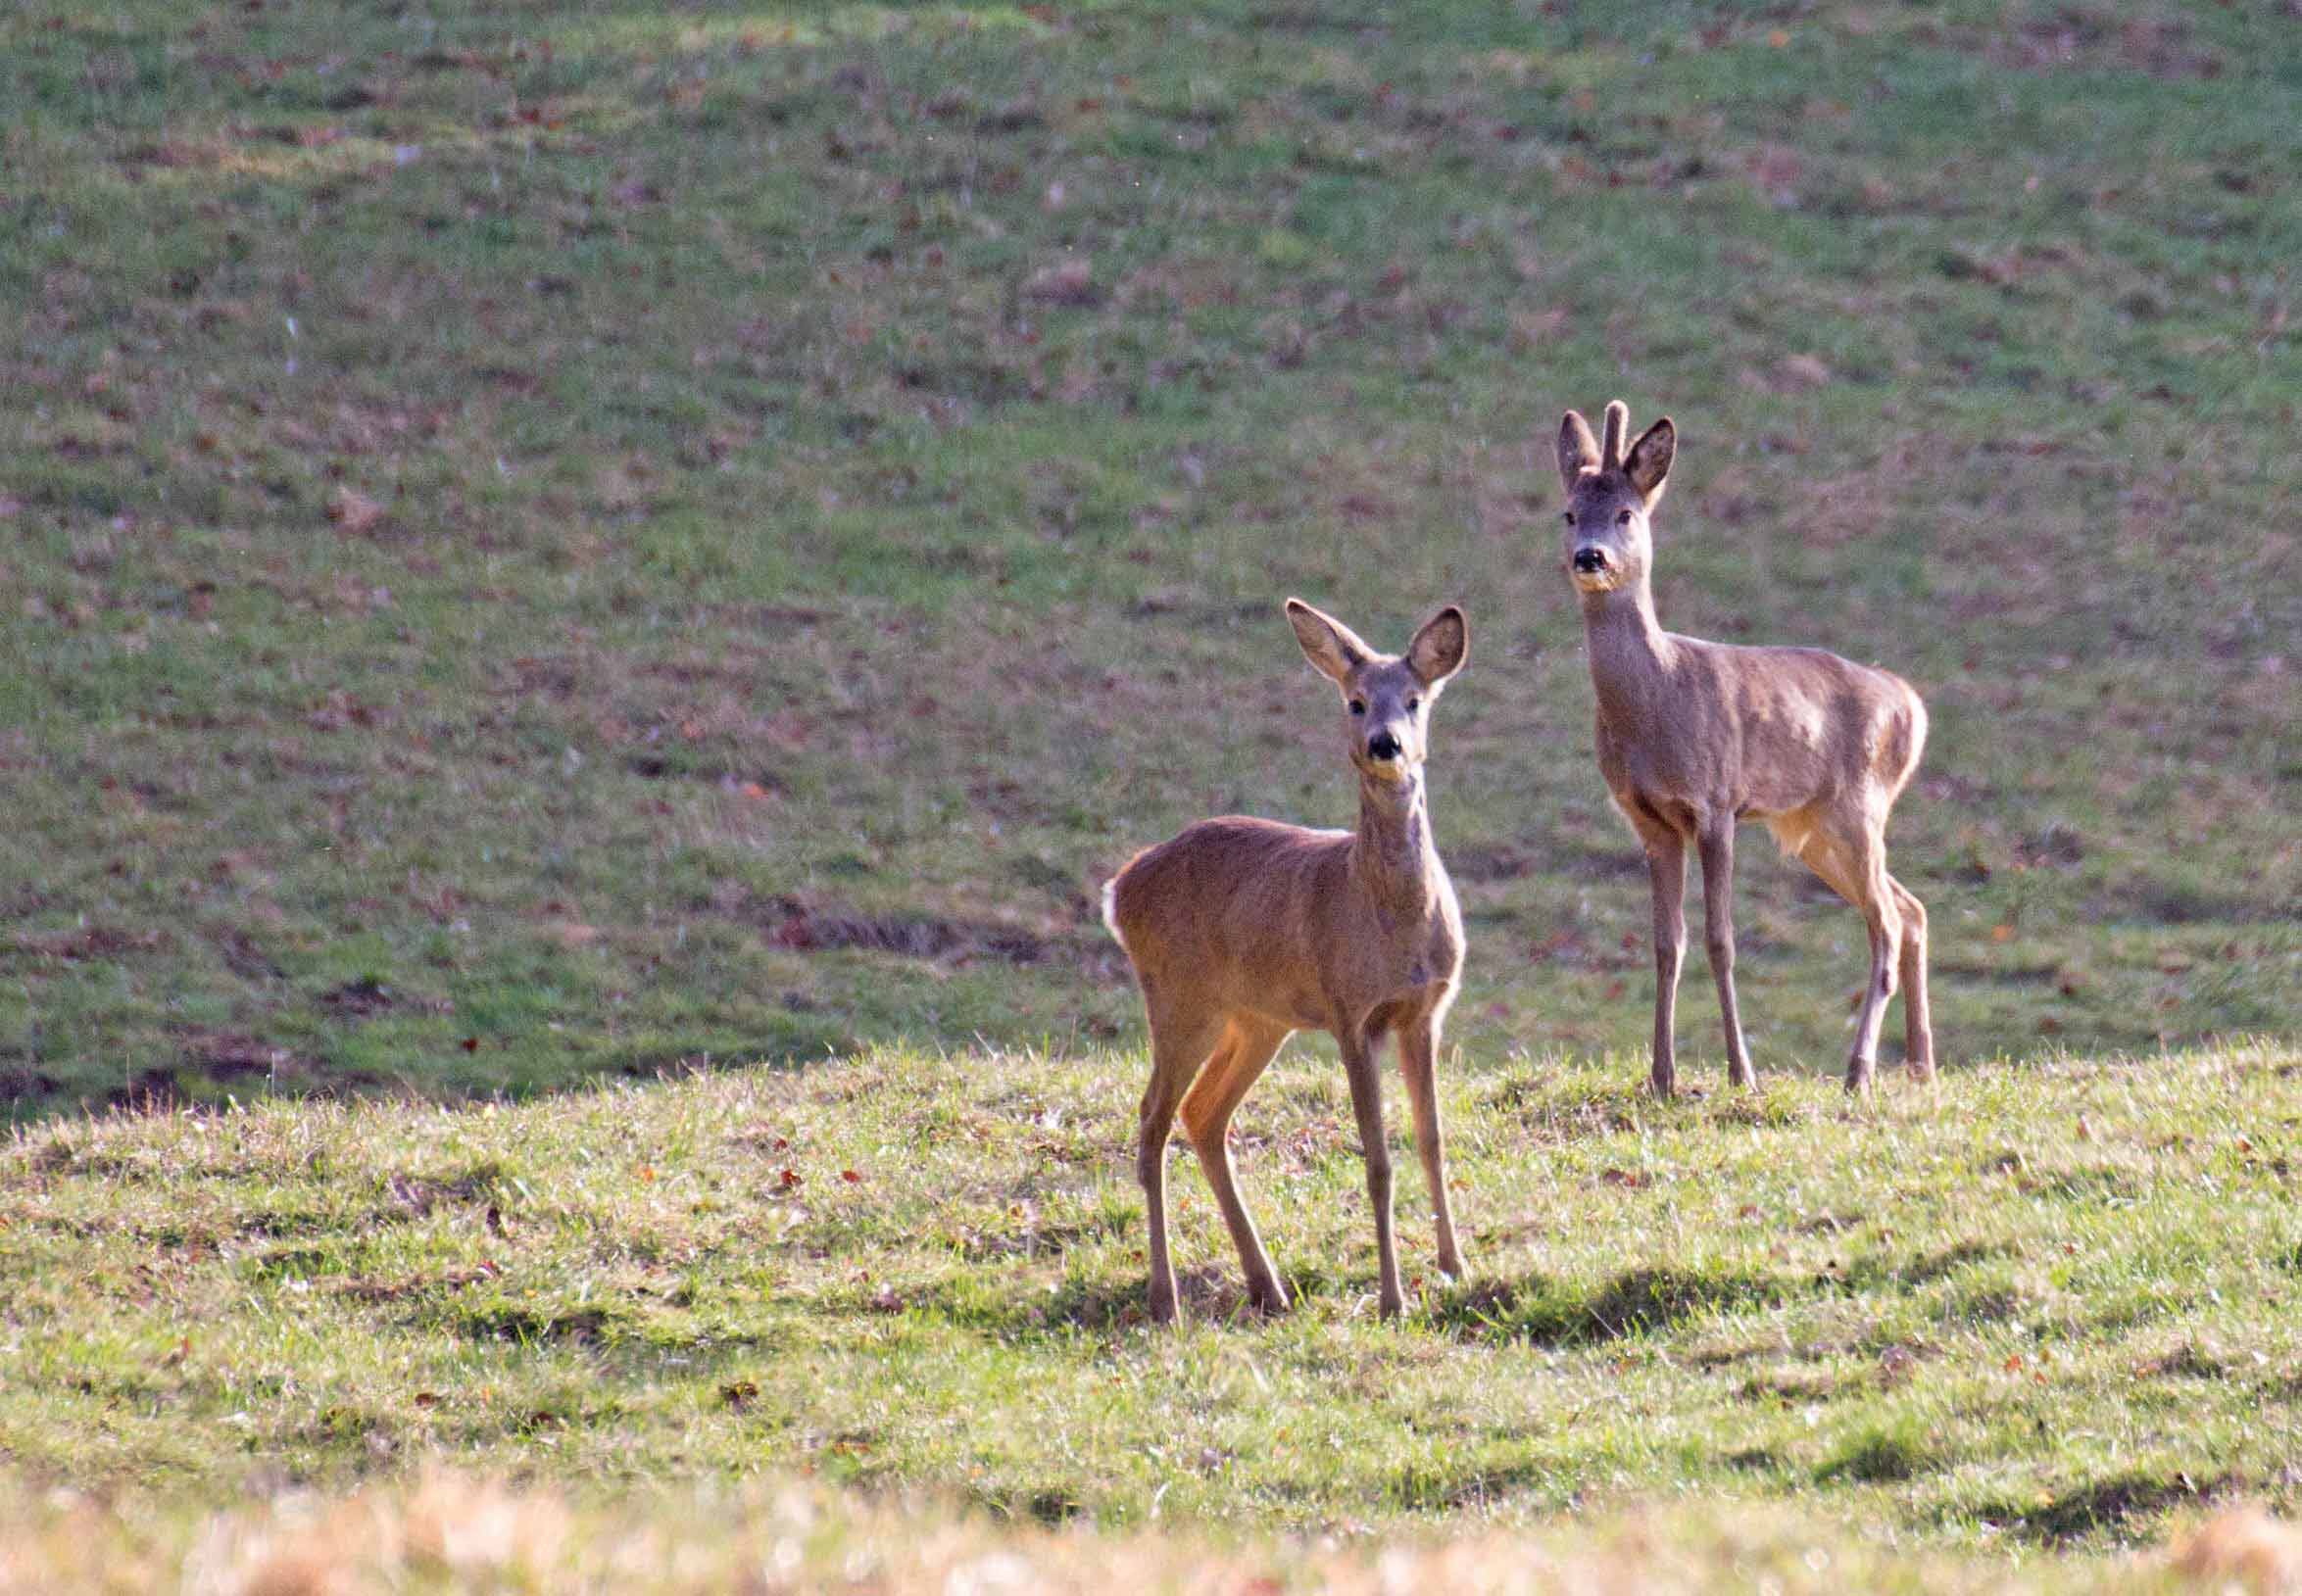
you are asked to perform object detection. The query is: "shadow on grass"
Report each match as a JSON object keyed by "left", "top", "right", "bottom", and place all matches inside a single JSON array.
[
  {"left": 1969, "top": 1471, "right": 2236, "bottom": 1546},
  {"left": 1432, "top": 1264, "right": 1801, "bottom": 1345},
  {"left": 879, "top": 1257, "right": 1379, "bottom": 1339}
]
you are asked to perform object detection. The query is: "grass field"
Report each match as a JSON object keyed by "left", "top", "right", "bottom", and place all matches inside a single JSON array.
[
  {"left": 4, "top": 1041, "right": 2302, "bottom": 1574},
  {"left": 3, "top": 0, "right": 2299, "bottom": 1583}
]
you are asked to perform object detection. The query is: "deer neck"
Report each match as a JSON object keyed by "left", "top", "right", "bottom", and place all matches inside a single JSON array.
[
  {"left": 1580, "top": 578, "right": 1677, "bottom": 728},
  {"left": 1349, "top": 770, "right": 1441, "bottom": 918}
]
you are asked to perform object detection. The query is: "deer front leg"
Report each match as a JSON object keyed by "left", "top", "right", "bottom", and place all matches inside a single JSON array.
[
  {"left": 1646, "top": 831, "right": 1689, "bottom": 1098},
  {"left": 1397, "top": 1014, "right": 1462, "bottom": 1281},
  {"left": 1340, "top": 1030, "right": 1402, "bottom": 1318},
  {"left": 1696, "top": 819, "right": 1756, "bottom": 1089}
]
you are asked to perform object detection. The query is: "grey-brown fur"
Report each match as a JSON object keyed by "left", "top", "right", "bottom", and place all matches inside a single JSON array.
[
  {"left": 1103, "top": 600, "right": 1470, "bottom": 1322},
  {"left": 1556, "top": 401, "right": 1934, "bottom": 1095}
]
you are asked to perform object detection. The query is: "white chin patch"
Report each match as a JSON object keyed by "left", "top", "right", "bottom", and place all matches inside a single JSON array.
[{"left": 1571, "top": 570, "right": 1621, "bottom": 594}]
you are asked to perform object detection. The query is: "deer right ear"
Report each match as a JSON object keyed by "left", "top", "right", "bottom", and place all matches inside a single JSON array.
[
  {"left": 1623, "top": 416, "right": 1675, "bottom": 507},
  {"left": 1286, "top": 598, "right": 1370, "bottom": 686},
  {"left": 1407, "top": 605, "right": 1469, "bottom": 689},
  {"left": 1557, "top": 410, "right": 1601, "bottom": 495}
]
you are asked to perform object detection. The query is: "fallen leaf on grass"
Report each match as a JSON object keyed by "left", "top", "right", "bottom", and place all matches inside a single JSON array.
[
  {"left": 1775, "top": 353, "right": 1832, "bottom": 390},
  {"left": 1023, "top": 259, "right": 1101, "bottom": 307},
  {"left": 326, "top": 486, "right": 386, "bottom": 535}
]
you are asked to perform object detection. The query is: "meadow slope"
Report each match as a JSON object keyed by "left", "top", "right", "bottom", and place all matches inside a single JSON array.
[{"left": 2, "top": 0, "right": 2297, "bottom": 1117}]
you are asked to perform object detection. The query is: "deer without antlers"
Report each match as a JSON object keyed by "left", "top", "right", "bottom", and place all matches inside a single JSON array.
[
  {"left": 1556, "top": 401, "right": 1934, "bottom": 1095},
  {"left": 1102, "top": 600, "right": 1470, "bottom": 1323}
]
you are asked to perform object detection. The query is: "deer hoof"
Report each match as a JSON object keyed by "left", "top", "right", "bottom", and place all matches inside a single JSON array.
[
  {"left": 1843, "top": 1060, "right": 1876, "bottom": 1094},
  {"left": 1247, "top": 1279, "right": 1291, "bottom": 1318},
  {"left": 1148, "top": 1282, "right": 1179, "bottom": 1325}
]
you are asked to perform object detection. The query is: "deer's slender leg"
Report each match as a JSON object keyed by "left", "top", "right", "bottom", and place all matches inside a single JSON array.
[
  {"left": 1645, "top": 829, "right": 1689, "bottom": 1098},
  {"left": 1138, "top": 999, "right": 1220, "bottom": 1324},
  {"left": 1799, "top": 824, "right": 1900, "bottom": 1094},
  {"left": 1179, "top": 1017, "right": 1294, "bottom": 1316},
  {"left": 1396, "top": 1011, "right": 1462, "bottom": 1280},
  {"left": 1890, "top": 876, "right": 1935, "bottom": 1080},
  {"left": 1696, "top": 816, "right": 1756, "bottom": 1089},
  {"left": 1848, "top": 846, "right": 1902, "bottom": 1094},
  {"left": 1339, "top": 1028, "right": 1402, "bottom": 1317}
]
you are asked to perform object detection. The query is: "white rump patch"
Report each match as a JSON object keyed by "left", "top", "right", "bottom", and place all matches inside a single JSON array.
[{"left": 1100, "top": 876, "right": 1128, "bottom": 954}]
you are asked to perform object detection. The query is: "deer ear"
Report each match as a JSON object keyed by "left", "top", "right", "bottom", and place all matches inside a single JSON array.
[
  {"left": 1286, "top": 598, "right": 1371, "bottom": 686},
  {"left": 1407, "top": 605, "right": 1469, "bottom": 689},
  {"left": 1623, "top": 416, "right": 1675, "bottom": 506},
  {"left": 1556, "top": 411, "right": 1601, "bottom": 495}
]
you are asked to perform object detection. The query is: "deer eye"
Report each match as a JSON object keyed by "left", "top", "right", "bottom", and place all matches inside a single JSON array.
[
  {"left": 1561, "top": 510, "right": 1575, "bottom": 526},
  {"left": 1405, "top": 697, "right": 1421, "bottom": 713},
  {"left": 1348, "top": 700, "right": 1366, "bottom": 716}
]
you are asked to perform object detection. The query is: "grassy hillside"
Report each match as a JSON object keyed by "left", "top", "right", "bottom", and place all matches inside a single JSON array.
[
  {"left": 3, "top": 0, "right": 2297, "bottom": 1118},
  {"left": 5, "top": 1040, "right": 2300, "bottom": 1557}
]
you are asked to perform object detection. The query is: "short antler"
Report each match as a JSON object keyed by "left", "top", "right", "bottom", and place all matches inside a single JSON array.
[{"left": 1600, "top": 400, "right": 1631, "bottom": 470}]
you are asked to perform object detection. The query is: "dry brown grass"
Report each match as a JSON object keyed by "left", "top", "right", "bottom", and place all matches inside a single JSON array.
[{"left": 0, "top": 1470, "right": 2250, "bottom": 1595}]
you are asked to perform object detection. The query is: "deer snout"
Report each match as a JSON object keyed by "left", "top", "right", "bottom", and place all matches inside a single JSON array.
[
  {"left": 1571, "top": 546, "right": 1612, "bottom": 576},
  {"left": 1366, "top": 729, "right": 1404, "bottom": 762}
]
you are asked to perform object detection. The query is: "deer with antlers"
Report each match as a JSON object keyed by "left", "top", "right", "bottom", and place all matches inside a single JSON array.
[
  {"left": 1103, "top": 600, "right": 1470, "bottom": 1323},
  {"left": 1556, "top": 401, "right": 1934, "bottom": 1095}
]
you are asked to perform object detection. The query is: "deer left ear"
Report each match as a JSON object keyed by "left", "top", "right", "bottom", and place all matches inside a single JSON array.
[
  {"left": 1407, "top": 605, "right": 1468, "bottom": 689},
  {"left": 1623, "top": 416, "right": 1675, "bottom": 507}
]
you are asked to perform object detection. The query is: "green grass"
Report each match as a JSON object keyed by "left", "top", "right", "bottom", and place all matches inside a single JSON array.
[
  {"left": 2, "top": 0, "right": 2296, "bottom": 1117},
  {"left": 4, "top": 1040, "right": 2299, "bottom": 1561},
  {"left": 3, "top": 0, "right": 2299, "bottom": 1581}
]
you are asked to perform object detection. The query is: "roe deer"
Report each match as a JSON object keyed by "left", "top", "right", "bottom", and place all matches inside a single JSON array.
[
  {"left": 1555, "top": 401, "right": 1933, "bottom": 1095},
  {"left": 1102, "top": 600, "right": 1470, "bottom": 1323}
]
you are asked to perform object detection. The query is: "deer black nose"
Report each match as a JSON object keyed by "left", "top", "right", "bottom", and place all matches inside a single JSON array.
[
  {"left": 1572, "top": 546, "right": 1610, "bottom": 574},
  {"left": 1366, "top": 730, "right": 1403, "bottom": 762}
]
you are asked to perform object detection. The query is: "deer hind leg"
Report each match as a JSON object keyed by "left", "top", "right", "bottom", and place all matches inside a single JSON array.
[
  {"left": 1137, "top": 997, "right": 1223, "bottom": 1325},
  {"left": 1890, "top": 875, "right": 1935, "bottom": 1081},
  {"left": 1179, "top": 1016, "right": 1294, "bottom": 1316},
  {"left": 1795, "top": 822, "right": 1902, "bottom": 1095}
]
